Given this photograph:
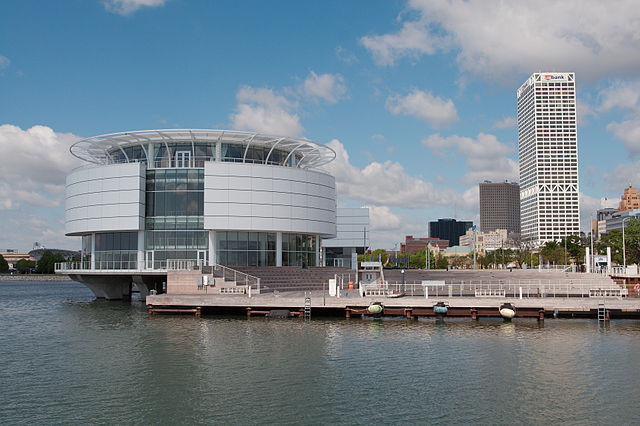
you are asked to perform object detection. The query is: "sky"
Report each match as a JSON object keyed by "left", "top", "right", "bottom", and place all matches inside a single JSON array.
[{"left": 2, "top": 0, "right": 640, "bottom": 251}]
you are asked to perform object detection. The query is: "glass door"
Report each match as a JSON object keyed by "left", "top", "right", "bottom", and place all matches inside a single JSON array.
[
  {"left": 197, "top": 250, "right": 207, "bottom": 267},
  {"left": 175, "top": 151, "right": 191, "bottom": 168}
]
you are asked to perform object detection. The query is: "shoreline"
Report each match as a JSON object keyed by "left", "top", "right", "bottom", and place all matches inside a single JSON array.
[{"left": 0, "top": 274, "right": 73, "bottom": 282}]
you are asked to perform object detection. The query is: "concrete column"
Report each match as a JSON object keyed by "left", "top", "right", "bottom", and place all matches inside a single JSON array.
[
  {"left": 137, "top": 231, "right": 144, "bottom": 270},
  {"left": 90, "top": 233, "right": 95, "bottom": 270},
  {"left": 276, "top": 232, "right": 283, "bottom": 267},
  {"left": 586, "top": 247, "right": 591, "bottom": 273},
  {"left": 607, "top": 246, "right": 612, "bottom": 274},
  {"left": 209, "top": 230, "right": 216, "bottom": 266},
  {"left": 322, "top": 247, "right": 326, "bottom": 267},
  {"left": 315, "top": 235, "right": 320, "bottom": 267},
  {"left": 351, "top": 248, "right": 357, "bottom": 271},
  {"left": 215, "top": 141, "right": 221, "bottom": 161},
  {"left": 148, "top": 143, "right": 155, "bottom": 167}
]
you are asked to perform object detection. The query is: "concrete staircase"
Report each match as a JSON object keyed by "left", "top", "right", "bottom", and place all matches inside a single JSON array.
[{"left": 233, "top": 266, "right": 354, "bottom": 293}]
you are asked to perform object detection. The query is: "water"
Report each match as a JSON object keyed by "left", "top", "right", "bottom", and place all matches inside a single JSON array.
[{"left": 1, "top": 281, "right": 640, "bottom": 425}]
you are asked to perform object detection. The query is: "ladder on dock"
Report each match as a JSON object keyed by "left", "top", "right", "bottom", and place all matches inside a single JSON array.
[
  {"left": 597, "top": 302, "right": 607, "bottom": 322},
  {"left": 304, "top": 292, "right": 311, "bottom": 319}
]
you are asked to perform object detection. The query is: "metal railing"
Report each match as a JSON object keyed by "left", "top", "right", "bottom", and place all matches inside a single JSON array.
[
  {"left": 55, "top": 258, "right": 209, "bottom": 273},
  {"left": 361, "top": 278, "right": 627, "bottom": 299},
  {"left": 211, "top": 264, "right": 261, "bottom": 294}
]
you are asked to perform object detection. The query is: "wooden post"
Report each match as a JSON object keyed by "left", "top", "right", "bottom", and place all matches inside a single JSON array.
[
  {"left": 246, "top": 307, "right": 251, "bottom": 318},
  {"left": 538, "top": 309, "right": 545, "bottom": 321},
  {"left": 148, "top": 305, "right": 154, "bottom": 316},
  {"left": 196, "top": 307, "right": 201, "bottom": 318},
  {"left": 405, "top": 308, "right": 413, "bottom": 319},
  {"left": 345, "top": 308, "right": 351, "bottom": 319},
  {"left": 470, "top": 308, "right": 478, "bottom": 320}
]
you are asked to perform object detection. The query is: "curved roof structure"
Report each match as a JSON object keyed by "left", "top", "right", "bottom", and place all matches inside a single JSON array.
[{"left": 70, "top": 129, "right": 336, "bottom": 169}]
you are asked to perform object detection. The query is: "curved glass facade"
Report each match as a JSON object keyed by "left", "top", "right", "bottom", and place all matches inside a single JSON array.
[
  {"left": 108, "top": 141, "right": 302, "bottom": 168},
  {"left": 216, "top": 232, "right": 316, "bottom": 267}
]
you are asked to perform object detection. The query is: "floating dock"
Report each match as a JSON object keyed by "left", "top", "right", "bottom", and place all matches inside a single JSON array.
[{"left": 146, "top": 291, "right": 640, "bottom": 320}]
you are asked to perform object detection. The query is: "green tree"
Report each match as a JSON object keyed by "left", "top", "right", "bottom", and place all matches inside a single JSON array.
[
  {"left": 0, "top": 254, "right": 8, "bottom": 272},
  {"left": 367, "top": 249, "right": 389, "bottom": 264},
  {"left": 597, "top": 218, "right": 640, "bottom": 265},
  {"left": 435, "top": 253, "right": 448, "bottom": 269},
  {"left": 36, "top": 251, "right": 66, "bottom": 274},
  {"left": 540, "top": 241, "right": 565, "bottom": 265},
  {"left": 15, "top": 259, "right": 35, "bottom": 273}
]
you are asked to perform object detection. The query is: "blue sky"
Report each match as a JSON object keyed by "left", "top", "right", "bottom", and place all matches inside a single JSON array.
[{"left": 2, "top": 0, "right": 640, "bottom": 251}]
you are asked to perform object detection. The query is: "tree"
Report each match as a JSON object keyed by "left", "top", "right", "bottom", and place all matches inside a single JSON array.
[
  {"left": 450, "top": 255, "right": 471, "bottom": 269},
  {"left": 597, "top": 218, "right": 640, "bottom": 265},
  {"left": 15, "top": 259, "right": 35, "bottom": 273},
  {"left": 36, "top": 250, "right": 66, "bottom": 274},
  {"left": 435, "top": 253, "right": 448, "bottom": 269},
  {"left": 0, "top": 254, "right": 8, "bottom": 272},
  {"left": 540, "top": 241, "right": 565, "bottom": 265}
]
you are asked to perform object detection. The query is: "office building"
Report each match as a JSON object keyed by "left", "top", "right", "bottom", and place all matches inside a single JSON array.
[
  {"left": 429, "top": 218, "right": 472, "bottom": 247},
  {"left": 57, "top": 129, "right": 338, "bottom": 298},
  {"left": 400, "top": 235, "right": 449, "bottom": 255},
  {"left": 322, "top": 207, "right": 370, "bottom": 269},
  {"left": 517, "top": 72, "right": 580, "bottom": 246},
  {"left": 618, "top": 185, "right": 640, "bottom": 211},
  {"left": 479, "top": 181, "right": 520, "bottom": 234}
]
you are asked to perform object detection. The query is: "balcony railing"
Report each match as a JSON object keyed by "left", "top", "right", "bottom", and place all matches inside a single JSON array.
[{"left": 55, "top": 259, "right": 209, "bottom": 273}]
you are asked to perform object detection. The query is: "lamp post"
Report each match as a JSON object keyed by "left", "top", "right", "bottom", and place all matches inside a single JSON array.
[
  {"left": 472, "top": 226, "right": 477, "bottom": 270},
  {"left": 622, "top": 216, "right": 631, "bottom": 270}
]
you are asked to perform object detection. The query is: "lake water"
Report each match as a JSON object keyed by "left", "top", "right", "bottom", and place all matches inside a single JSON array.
[{"left": 1, "top": 280, "right": 640, "bottom": 424}]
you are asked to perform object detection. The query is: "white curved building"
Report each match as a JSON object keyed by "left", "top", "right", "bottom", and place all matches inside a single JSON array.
[{"left": 58, "top": 129, "right": 337, "bottom": 298}]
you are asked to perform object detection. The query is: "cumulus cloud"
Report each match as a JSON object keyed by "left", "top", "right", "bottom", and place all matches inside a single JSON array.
[
  {"left": 300, "top": 71, "right": 347, "bottom": 104},
  {"left": 0, "top": 124, "right": 82, "bottom": 250},
  {"left": 322, "top": 139, "right": 461, "bottom": 209},
  {"left": 580, "top": 193, "right": 619, "bottom": 233},
  {"left": 361, "top": 0, "right": 640, "bottom": 82},
  {"left": 386, "top": 89, "right": 458, "bottom": 128},
  {"left": 0, "top": 125, "right": 81, "bottom": 206},
  {"left": 598, "top": 80, "right": 640, "bottom": 155},
  {"left": 229, "top": 86, "right": 303, "bottom": 137},
  {"left": 103, "top": 0, "right": 167, "bottom": 15},
  {"left": 335, "top": 46, "right": 359, "bottom": 65},
  {"left": 603, "top": 161, "right": 640, "bottom": 191},
  {"left": 0, "top": 55, "right": 10, "bottom": 69},
  {"left": 365, "top": 205, "right": 403, "bottom": 230},
  {"left": 492, "top": 116, "right": 516, "bottom": 130},
  {"left": 422, "top": 132, "right": 518, "bottom": 183}
]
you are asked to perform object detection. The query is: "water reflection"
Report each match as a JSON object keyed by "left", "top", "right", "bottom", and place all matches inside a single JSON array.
[{"left": 2, "top": 281, "right": 640, "bottom": 424}]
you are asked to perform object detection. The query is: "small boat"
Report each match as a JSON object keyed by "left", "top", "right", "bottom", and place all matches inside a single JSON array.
[
  {"left": 387, "top": 291, "right": 405, "bottom": 298},
  {"left": 367, "top": 302, "right": 383, "bottom": 315},
  {"left": 499, "top": 303, "right": 516, "bottom": 320},
  {"left": 433, "top": 301, "right": 448, "bottom": 316}
]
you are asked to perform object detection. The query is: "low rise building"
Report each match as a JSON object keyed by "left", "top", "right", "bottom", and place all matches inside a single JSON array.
[
  {"left": 400, "top": 235, "right": 448, "bottom": 254},
  {"left": 619, "top": 185, "right": 640, "bottom": 211}
]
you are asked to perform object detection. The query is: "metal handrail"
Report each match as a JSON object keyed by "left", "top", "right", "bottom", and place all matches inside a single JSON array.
[{"left": 212, "top": 263, "right": 261, "bottom": 293}]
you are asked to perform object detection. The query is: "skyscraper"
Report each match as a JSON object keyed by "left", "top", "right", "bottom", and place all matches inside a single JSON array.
[
  {"left": 517, "top": 72, "right": 580, "bottom": 246},
  {"left": 479, "top": 181, "right": 520, "bottom": 235},
  {"left": 428, "top": 218, "right": 473, "bottom": 247}
]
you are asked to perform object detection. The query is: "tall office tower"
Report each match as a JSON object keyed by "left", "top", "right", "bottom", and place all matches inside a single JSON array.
[
  {"left": 479, "top": 181, "right": 521, "bottom": 234},
  {"left": 428, "top": 218, "right": 473, "bottom": 247},
  {"left": 517, "top": 72, "right": 580, "bottom": 246}
]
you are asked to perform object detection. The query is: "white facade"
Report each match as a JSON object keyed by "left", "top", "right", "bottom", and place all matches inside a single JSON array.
[
  {"left": 203, "top": 162, "right": 336, "bottom": 236},
  {"left": 322, "top": 207, "right": 370, "bottom": 269},
  {"left": 65, "top": 162, "right": 145, "bottom": 235},
  {"left": 517, "top": 72, "right": 580, "bottom": 246}
]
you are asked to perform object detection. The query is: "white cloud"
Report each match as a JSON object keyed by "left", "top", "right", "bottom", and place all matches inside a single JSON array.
[
  {"left": 580, "top": 193, "right": 619, "bottom": 233},
  {"left": 0, "top": 124, "right": 82, "bottom": 250},
  {"left": 603, "top": 161, "right": 640, "bottom": 191},
  {"left": 365, "top": 205, "right": 403, "bottom": 230},
  {"left": 598, "top": 80, "right": 640, "bottom": 113},
  {"left": 229, "top": 86, "right": 303, "bottom": 137},
  {"left": 386, "top": 89, "right": 458, "bottom": 128},
  {"left": 361, "top": 19, "right": 450, "bottom": 66},
  {"left": 422, "top": 132, "right": 518, "bottom": 183},
  {"left": 0, "top": 55, "right": 10, "bottom": 69},
  {"left": 323, "top": 139, "right": 460, "bottom": 209},
  {"left": 361, "top": 0, "right": 640, "bottom": 82},
  {"left": 103, "top": 0, "right": 167, "bottom": 15},
  {"left": 335, "top": 46, "right": 358, "bottom": 65},
  {"left": 607, "top": 118, "right": 640, "bottom": 156},
  {"left": 492, "top": 116, "right": 516, "bottom": 130},
  {"left": 300, "top": 71, "right": 347, "bottom": 104},
  {"left": 0, "top": 125, "right": 81, "bottom": 208}
]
